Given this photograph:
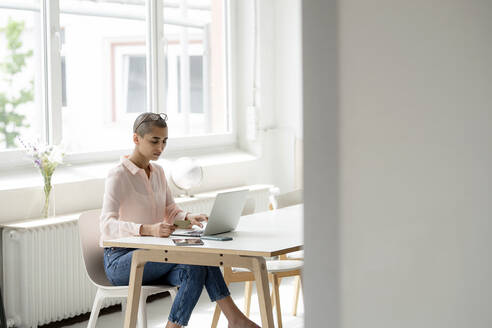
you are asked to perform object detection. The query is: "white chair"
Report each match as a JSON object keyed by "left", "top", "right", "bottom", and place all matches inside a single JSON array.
[
  {"left": 267, "top": 189, "right": 305, "bottom": 324},
  {"left": 274, "top": 189, "right": 304, "bottom": 317},
  {"left": 78, "top": 209, "right": 177, "bottom": 328},
  {"left": 226, "top": 260, "right": 303, "bottom": 328},
  {"left": 275, "top": 189, "right": 305, "bottom": 260},
  {"left": 211, "top": 191, "right": 304, "bottom": 328},
  {"left": 271, "top": 189, "right": 303, "bottom": 211},
  {"left": 242, "top": 197, "right": 256, "bottom": 216}
]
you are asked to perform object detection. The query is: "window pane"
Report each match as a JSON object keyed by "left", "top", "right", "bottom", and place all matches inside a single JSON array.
[
  {"left": 59, "top": 0, "right": 147, "bottom": 153},
  {"left": 61, "top": 56, "right": 67, "bottom": 107},
  {"left": 190, "top": 55, "right": 203, "bottom": 114},
  {"left": 163, "top": 0, "right": 228, "bottom": 137},
  {"left": 0, "top": 5, "right": 42, "bottom": 150},
  {"left": 125, "top": 55, "right": 146, "bottom": 113}
]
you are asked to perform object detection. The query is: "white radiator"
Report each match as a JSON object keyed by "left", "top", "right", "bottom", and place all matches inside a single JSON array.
[{"left": 1, "top": 185, "right": 272, "bottom": 328}]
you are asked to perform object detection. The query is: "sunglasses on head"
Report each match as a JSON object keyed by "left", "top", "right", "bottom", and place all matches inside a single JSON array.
[{"left": 134, "top": 113, "right": 168, "bottom": 132}]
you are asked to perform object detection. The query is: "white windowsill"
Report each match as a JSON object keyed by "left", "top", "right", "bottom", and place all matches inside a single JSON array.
[{"left": 0, "top": 148, "right": 259, "bottom": 192}]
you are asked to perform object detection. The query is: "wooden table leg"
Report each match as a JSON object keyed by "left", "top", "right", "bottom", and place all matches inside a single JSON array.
[
  {"left": 251, "top": 257, "right": 275, "bottom": 328},
  {"left": 119, "top": 250, "right": 277, "bottom": 328},
  {"left": 124, "top": 250, "right": 145, "bottom": 328}
]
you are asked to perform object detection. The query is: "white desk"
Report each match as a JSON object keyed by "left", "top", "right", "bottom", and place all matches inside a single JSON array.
[{"left": 104, "top": 204, "right": 303, "bottom": 328}]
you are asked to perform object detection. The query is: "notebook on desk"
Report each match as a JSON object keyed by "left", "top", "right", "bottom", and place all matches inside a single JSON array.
[{"left": 171, "top": 189, "right": 249, "bottom": 237}]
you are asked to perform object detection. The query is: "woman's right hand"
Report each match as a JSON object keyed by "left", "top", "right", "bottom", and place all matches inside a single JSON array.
[{"left": 140, "top": 222, "right": 176, "bottom": 237}]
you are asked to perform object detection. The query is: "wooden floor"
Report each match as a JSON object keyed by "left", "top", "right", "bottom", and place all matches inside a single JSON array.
[{"left": 54, "top": 276, "right": 303, "bottom": 328}]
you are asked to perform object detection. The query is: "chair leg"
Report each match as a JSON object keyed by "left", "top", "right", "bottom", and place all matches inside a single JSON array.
[
  {"left": 244, "top": 281, "right": 253, "bottom": 317},
  {"left": 268, "top": 275, "right": 275, "bottom": 309},
  {"left": 169, "top": 288, "right": 177, "bottom": 302},
  {"left": 271, "top": 275, "right": 283, "bottom": 328},
  {"left": 121, "top": 298, "right": 127, "bottom": 313},
  {"left": 292, "top": 276, "right": 302, "bottom": 316},
  {"left": 87, "top": 289, "right": 104, "bottom": 328},
  {"left": 137, "top": 294, "right": 148, "bottom": 328},
  {"left": 269, "top": 275, "right": 282, "bottom": 309},
  {"left": 211, "top": 303, "right": 221, "bottom": 328}
]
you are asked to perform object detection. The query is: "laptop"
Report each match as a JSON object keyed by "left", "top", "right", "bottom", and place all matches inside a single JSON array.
[{"left": 171, "top": 189, "right": 249, "bottom": 237}]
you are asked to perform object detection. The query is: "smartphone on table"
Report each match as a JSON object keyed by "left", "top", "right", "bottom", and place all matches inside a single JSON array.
[{"left": 172, "top": 238, "right": 204, "bottom": 246}]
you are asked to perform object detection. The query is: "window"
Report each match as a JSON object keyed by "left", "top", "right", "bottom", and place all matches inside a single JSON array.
[
  {"left": 61, "top": 56, "right": 67, "bottom": 107},
  {"left": 125, "top": 55, "right": 146, "bottom": 113},
  {"left": 190, "top": 55, "right": 204, "bottom": 114},
  {"left": 0, "top": 3, "right": 42, "bottom": 150},
  {"left": 111, "top": 41, "right": 146, "bottom": 121},
  {"left": 163, "top": 1, "right": 230, "bottom": 137},
  {"left": 60, "top": 27, "right": 67, "bottom": 107},
  {"left": 0, "top": 0, "right": 232, "bottom": 164},
  {"left": 59, "top": 1, "right": 148, "bottom": 153},
  {"left": 165, "top": 27, "right": 210, "bottom": 136}
]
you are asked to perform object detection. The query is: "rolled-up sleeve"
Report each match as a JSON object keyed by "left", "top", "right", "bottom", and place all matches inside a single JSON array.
[{"left": 100, "top": 169, "right": 141, "bottom": 243}]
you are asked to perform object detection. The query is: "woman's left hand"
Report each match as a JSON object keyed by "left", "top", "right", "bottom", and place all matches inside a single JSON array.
[{"left": 186, "top": 213, "right": 208, "bottom": 228}]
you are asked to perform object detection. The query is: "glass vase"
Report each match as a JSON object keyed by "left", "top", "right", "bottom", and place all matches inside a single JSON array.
[{"left": 42, "top": 179, "right": 56, "bottom": 218}]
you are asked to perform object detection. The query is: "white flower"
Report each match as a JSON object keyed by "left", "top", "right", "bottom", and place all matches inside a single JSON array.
[
  {"left": 47, "top": 147, "right": 64, "bottom": 164},
  {"left": 18, "top": 137, "right": 65, "bottom": 170}
]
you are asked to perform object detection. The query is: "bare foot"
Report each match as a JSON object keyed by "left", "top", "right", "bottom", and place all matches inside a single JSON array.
[
  {"left": 165, "top": 321, "right": 181, "bottom": 328},
  {"left": 228, "top": 316, "right": 260, "bottom": 328}
]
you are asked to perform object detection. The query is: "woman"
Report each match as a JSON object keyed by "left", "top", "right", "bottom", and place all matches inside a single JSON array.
[{"left": 100, "top": 112, "right": 260, "bottom": 328}]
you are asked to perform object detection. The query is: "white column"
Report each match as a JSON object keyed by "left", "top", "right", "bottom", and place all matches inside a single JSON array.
[
  {"left": 179, "top": 0, "right": 190, "bottom": 134},
  {"left": 40, "top": 0, "right": 62, "bottom": 144},
  {"left": 146, "top": 0, "right": 165, "bottom": 113},
  {"left": 203, "top": 24, "right": 211, "bottom": 133}
]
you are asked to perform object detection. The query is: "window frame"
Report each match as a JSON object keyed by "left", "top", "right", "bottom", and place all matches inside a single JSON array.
[{"left": 0, "top": 0, "right": 235, "bottom": 170}]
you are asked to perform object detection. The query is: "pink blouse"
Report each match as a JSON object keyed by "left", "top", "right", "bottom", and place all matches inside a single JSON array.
[{"left": 99, "top": 157, "right": 187, "bottom": 247}]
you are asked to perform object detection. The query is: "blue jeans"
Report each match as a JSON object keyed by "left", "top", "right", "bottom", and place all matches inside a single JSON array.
[{"left": 103, "top": 247, "right": 230, "bottom": 326}]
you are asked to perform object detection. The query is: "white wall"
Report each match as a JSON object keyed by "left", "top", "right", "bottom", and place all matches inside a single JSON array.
[
  {"left": 274, "top": 0, "right": 302, "bottom": 140},
  {"left": 235, "top": 0, "right": 302, "bottom": 193},
  {"left": 304, "top": 0, "right": 492, "bottom": 327},
  {"left": 273, "top": 0, "right": 302, "bottom": 190}
]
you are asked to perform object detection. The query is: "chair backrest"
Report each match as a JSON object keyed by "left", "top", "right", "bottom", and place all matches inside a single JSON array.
[
  {"left": 275, "top": 189, "right": 303, "bottom": 209},
  {"left": 78, "top": 209, "right": 113, "bottom": 287},
  {"left": 241, "top": 197, "right": 256, "bottom": 216}
]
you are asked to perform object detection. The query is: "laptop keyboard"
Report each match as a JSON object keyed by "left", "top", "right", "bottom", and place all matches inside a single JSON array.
[
  {"left": 171, "top": 229, "right": 204, "bottom": 236},
  {"left": 185, "top": 229, "right": 204, "bottom": 235}
]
